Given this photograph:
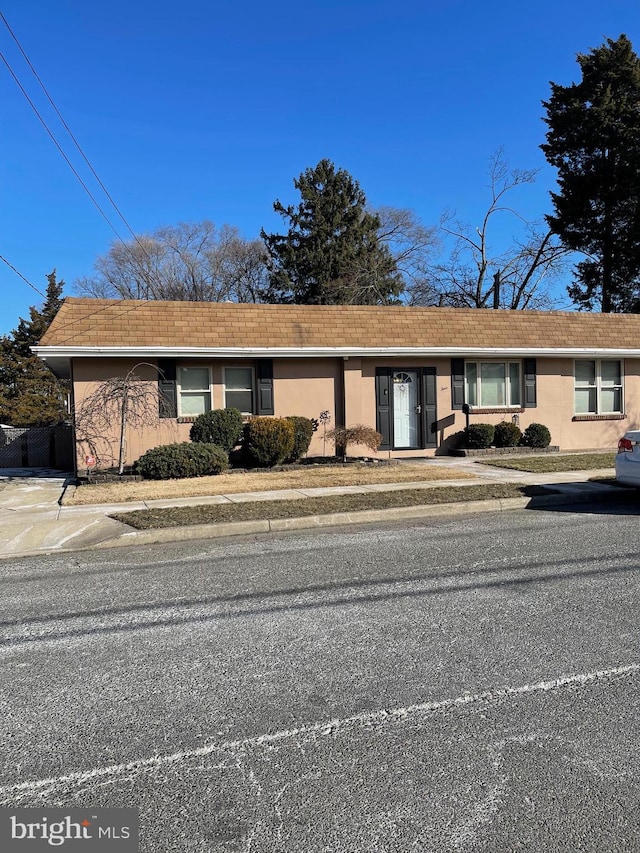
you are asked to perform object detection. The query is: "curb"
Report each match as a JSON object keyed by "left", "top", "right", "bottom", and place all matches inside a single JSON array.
[
  {"left": 89, "top": 489, "right": 622, "bottom": 551},
  {"left": 4, "top": 487, "right": 633, "bottom": 560}
]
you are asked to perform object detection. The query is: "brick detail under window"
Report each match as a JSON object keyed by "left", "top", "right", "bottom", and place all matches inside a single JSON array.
[
  {"left": 469, "top": 407, "right": 525, "bottom": 415},
  {"left": 571, "top": 414, "right": 626, "bottom": 422},
  {"left": 177, "top": 416, "right": 198, "bottom": 424}
]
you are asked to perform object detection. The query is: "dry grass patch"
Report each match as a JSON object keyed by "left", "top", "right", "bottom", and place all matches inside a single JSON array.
[
  {"left": 112, "top": 483, "right": 553, "bottom": 530},
  {"left": 480, "top": 453, "right": 615, "bottom": 474},
  {"left": 67, "top": 462, "right": 476, "bottom": 505}
]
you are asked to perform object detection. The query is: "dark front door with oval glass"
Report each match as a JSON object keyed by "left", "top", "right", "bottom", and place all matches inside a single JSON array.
[{"left": 376, "top": 367, "right": 437, "bottom": 450}]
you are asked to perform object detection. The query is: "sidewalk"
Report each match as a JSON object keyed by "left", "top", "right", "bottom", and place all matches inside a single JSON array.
[{"left": 0, "top": 459, "right": 629, "bottom": 559}]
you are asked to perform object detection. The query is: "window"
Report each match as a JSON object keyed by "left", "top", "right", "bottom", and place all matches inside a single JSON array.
[
  {"left": 178, "top": 367, "right": 211, "bottom": 416},
  {"left": 574, "top": 360, "right": 622, "bottom": 414},
  {"left": 465, "top": 361, "right": 521, "bottom": 407},
  {"left": 225, "top": 367, "right": 254, "bottom": 414}
]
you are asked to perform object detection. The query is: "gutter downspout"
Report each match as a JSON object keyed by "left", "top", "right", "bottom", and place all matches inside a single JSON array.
[
  {"left": 336, "top": 357, "right": 346, "bottom": 430},
  {"left": 70, "top": 358, "right": 78, "bottom": 480}
]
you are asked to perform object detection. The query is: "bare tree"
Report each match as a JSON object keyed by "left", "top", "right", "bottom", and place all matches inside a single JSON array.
[
  {"left": 74, "top": 364, "right": 174, "bottom": 473},
  {"left": 75, "top": 221, "right": 269, "bottom": 303},
  {"left": 373, "top": 206, "right": 439, "bottom": 297},
  {"left": 411, "top": 150, "right": 570, "bottom": 309},
  {"left": 316, "top": 206, "right": 439, "bottom": 306}
]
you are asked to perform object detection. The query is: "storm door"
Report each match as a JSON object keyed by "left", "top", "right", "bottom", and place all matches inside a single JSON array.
[
  {"left": 376, "top": 367, "right": 437, "bottom": 451},
  {"left": 393, "top": 370, "right": 419, "bottom": 448}
]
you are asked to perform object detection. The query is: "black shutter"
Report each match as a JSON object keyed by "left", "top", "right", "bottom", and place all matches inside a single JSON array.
[
  {"left": 523, "top": 358, "right": 537, "bottom": 408},
  {"left": 376, "top": 368, "right": 392, "bottom": 450},
  {"left": 451, "top": 358, "right": 465, "bottom": 410},
  {"left": 158, "top": 358, "right": 177, "bottom": 418},
  {"left": 256, "top": 359, "right": 274, "bottom": 415},
  {"left": 422, "top": 368, "right": 437, "bottom": 448}
]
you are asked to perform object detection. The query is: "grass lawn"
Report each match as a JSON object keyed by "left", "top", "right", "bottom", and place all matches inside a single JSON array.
[
  {"left": 67, "top": 462, "right": 475, "bottom": 505},
  {"left": 480, "top": 452, "right": 615, "bottom": 474},
  {"left": 111, "top": 483, "right": 553, "bottom": 530}
]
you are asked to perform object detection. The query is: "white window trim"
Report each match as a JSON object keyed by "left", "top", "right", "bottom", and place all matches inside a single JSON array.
[
  {"left": 177, "top": 366, "right": 213, "bottom": 417},
  {"left": 573, "top": 359, "right": 624, "bottom": 415},
  {"left": 465, "top": 360, "right": 522, "bottom": 409},
  {"left": 223, "top": 366, "right": 255, "bottom": 415}
]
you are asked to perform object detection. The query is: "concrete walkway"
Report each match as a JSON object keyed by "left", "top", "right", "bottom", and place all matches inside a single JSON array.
[{"left": 0, "top": 459, "right": 628, "bottom": 559}]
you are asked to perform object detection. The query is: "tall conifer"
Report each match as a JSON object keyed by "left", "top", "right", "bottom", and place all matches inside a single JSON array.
[
  {"left": 542, "top": 35, "right": 640, "bottom": 312},
  {"left": 261, "top": 159, "right": 403, "bottom": 304},
  {"left": 0, "top": 271, "right": 67, "bottom": 426}
]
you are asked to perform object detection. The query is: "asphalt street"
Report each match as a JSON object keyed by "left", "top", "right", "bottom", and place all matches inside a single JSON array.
[{"left": 1, "top": 502, "right": 639, "bottom": 852}]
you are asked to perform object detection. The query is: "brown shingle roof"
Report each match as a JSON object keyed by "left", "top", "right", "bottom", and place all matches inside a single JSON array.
[{"left": 38, "top": 297, "right": 640, "bottom": 350}]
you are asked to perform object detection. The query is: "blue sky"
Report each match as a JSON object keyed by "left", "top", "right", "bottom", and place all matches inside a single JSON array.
[{"left": 1, "top": 0, "right": 638, "bottom": 334}]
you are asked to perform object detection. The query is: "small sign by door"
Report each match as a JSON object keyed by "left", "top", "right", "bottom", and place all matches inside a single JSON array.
[{"left": 85, "top": 455, "right": 96, "bottom": 468}]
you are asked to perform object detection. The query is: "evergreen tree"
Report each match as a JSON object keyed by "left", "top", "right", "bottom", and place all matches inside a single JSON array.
[
  {"left": 0, "top": 271, "right": 68, "bottom": 426},
  {"left": 542, "top": 34, "right": 640, "bottom": 312},
  {"left": 260, "top": 159, "right": 403, "bottom": 304}
]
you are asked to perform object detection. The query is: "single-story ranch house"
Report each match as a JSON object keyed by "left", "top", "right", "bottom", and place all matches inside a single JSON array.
[{"left": 34, "top": 298, "right": 640, "bottom": 472}]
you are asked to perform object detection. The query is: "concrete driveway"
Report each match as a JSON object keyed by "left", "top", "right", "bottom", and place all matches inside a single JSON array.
[{"left": 0, "top": 469, "right": 125, "bottom": 556}]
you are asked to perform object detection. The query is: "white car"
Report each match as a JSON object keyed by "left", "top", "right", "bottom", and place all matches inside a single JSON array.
[{"left": 616, "top": 430, "right": 640, "bottom": 486}]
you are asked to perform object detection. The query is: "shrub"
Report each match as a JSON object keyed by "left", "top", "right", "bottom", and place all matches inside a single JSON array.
[
  {"left": 242, "top": 417, "right": 295, "bottom": 467},
  {"left": 285, "top": 416, "right": 314, "bottom": 462},
  {"left": 135, "top": 442, "right": 229, "bottom": 479},
  {"left": 189, "top": 407, "right": 244, "bottom": 452},
  {"left": 327, "top": 425, "right": 383, "bottom": 458},
  {"left": 493, "top": 421, "right": 523, "bottom": 448},
  {"left": 521, "top": 422, "right": 551, "bottom": 448},
  {"left": 444, "top": 429, "right": 466, "bottom": 451},
  {"left": 463, "top": 423, "right": 495, "bottom": 449}
]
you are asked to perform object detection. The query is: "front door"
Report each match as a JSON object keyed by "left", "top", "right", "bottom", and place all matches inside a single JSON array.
[
  {"left": 393, "top": 371, "right": 419, "bottom": 448},
  {"left": 376, "top": 367, "right": 438, "bottom": 451}
]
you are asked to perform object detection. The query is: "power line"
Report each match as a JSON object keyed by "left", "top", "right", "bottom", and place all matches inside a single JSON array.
[
  {"left": 39, "top": 299, "right": 158, "bottom": 346},
  {"left": 0, "top": 51, "right": 131, "bottom": 247},
  {"left": 0, "top": 16, "right": 169, "bottom": 344},
  {"left": 0, "top": 11, "right": 141, "bottom": 245},
  {"left": 0, "top": 248, "right": 163, "bottom": 344},
  {"left": 0, "top": 254, "right": 47, "bottom": 299}
]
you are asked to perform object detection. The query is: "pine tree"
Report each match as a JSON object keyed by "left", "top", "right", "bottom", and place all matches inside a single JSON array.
[
  {"left": 542, "top": 34, "right": 640, "bottom": 312},
  {"left": 260, "top": 159, "right": 403, "bottom": 304},
  {"left": 0, "top": 271, "right": 68, "bottom": 426}
]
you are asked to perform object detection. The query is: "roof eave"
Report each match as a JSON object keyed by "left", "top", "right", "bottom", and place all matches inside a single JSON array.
[{"left": 32, "top": 345, "right": 640, "bottom": 360}]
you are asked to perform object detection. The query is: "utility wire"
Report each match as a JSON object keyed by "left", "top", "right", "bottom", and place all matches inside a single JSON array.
[
  {"left": 0, "top": 51, "right": 130, "bottom": 247},
  {"left": 0, "top": 15, "right": 168, "bottom": 344},
  {"left": 0, "top": 255, "right": 136, "bottom": 349},
  {"left": 38, "top": 298, "right": 161, "bottom": 347},
  {"left": 0, "top": 254, "right": 47, "bottom": 298},
  {"left": 0, "top": 255, "right": 134, "bottom": 351},
  {"left": 1, "top": 11, "right": 141, "bottom": 245}
]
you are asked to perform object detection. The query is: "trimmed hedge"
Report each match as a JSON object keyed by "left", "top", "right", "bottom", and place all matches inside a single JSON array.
[
  {"left": 285, "top": 416, "right": 314, "bottom": 462},
  {"left": 189, "top": 407, "right": 244, "bottom": 452},
  {"left": 136, "top": 442, "right": 229, "bottom": 480},
  {"left": 521, "top": 422, "right": 552, "bottom": 448},
  {"left": 243, "top": 417, "right": 295, "bottom": 467},
  {"left": 463, "top": 423, "right": 495, "bottom": 449},
  {"left": 494, "top": 421, "right": 523, "bottom": 448}
]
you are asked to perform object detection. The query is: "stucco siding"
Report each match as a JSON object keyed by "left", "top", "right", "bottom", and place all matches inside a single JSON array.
[
  {"left": 72, "top": 356, "right": 342, "bottom": 468},
  {"left": 272, "top": 358, "right": 341, "bottom": 457},
  {"left": 72, "top": 359, "right": 190, "bottom": 471},
  {"left": 71, "top": 353, "right": 634, "bottom": 472}
]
